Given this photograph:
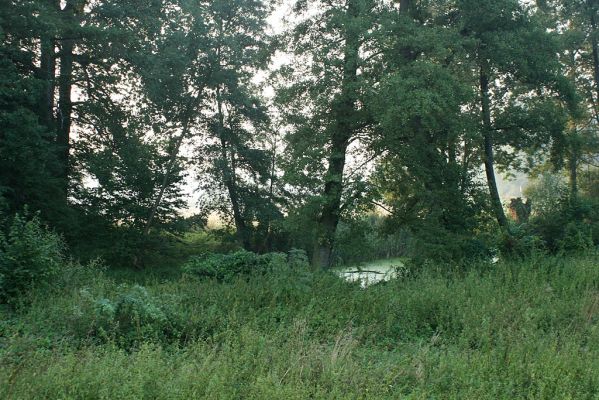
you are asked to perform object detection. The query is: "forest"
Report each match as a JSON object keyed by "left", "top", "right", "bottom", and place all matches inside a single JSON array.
[{"left": 1, "top": 0, "right": 598, "bottom": 398}]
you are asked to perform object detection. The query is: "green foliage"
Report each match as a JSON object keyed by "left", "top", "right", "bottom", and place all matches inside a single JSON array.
[
  {"left": 80, "top": 284, "right": 173, "bottom": 346},
  {"left": 0, "top": 214, "right": 65, "bottom": 303},
  {"left": 333, "top": 216, "right": 412, "bottom": 266},
  {"left": 287, "top": 248, "right": 310, "bottom": 269},
  {"left": 497, "top": 223, "right": 546, "bottom": 259},
  {"left": 521, "top": 174, "right": 598, "bottom": 252},
  {"left": 182, "top": 250, "right": 288, "bottom": 282},
  {"left": 2, "top": 254, "right": 599, "bottom": 398}
]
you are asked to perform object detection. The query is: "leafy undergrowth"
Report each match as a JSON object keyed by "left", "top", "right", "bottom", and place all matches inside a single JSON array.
[{"left": 1, "top": 254, "right": 599, "bottom": 399}]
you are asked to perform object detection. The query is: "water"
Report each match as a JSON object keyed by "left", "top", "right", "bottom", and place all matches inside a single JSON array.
[{"left": 336, "top": 258, "right": 405, "bottom": 288}]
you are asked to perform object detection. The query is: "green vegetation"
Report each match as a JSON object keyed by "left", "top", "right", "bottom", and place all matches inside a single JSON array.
[
  {"left": 2, "top": 0, "right": 599, "bottom": 397},
  {"left": 1, "top": 246, "right": 598, "bottom": 398}
]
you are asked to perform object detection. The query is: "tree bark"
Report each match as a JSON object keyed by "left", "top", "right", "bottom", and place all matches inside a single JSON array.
[
  {"left": 312, "top": 0, "right": 360, "bottom": 269},
  {"left": 38, "top": 38, "right": 56, "bottom": 130},
  {"left": 399, "top": 0, "right": 413, "bottom": 15},
  {"left": 57, "top": 37, "right": 74, "bottom": 194},
  {"left": 56, "top": 0, "right": 81, "bottom": 199},
  {"left": 36, "top": 0, "right": 60, "bottom": 130},
  {"left": 479, "top": 64, "right": 510, "bottom": 232}
]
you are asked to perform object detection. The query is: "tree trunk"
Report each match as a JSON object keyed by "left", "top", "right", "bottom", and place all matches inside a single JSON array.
[
  {"left": 56, "top": 0, "right": 80, "bottom": 199},
  {"left": 589, "top": 3, "right": 599, "bottom": 102},
  {"left": 38, "top": 38, "right": 56, "bottom": 130},
  {"left": 312, "top": 0, "right": 360, "bottom": 269},
  {"left": 57, "top": 37, "right": 74, "bottom": 195},
  {"left": 216, "top": 87, "right": 252, "bottom": 250},
  {"left": 37, "top": 0, "right": 60, "bottom": 130},
  {"left": 261, "top": 133, "right": 278, "bottom": 253},
  {"left": 569, "top": 143, "right": 579, "bottom": 202},
  {"left": 313, "top": 129, "right": 352, "bottom": 269},
  {"left": 479, "top": 64, "right": 510, "bottom": 232},
  {"left": 143, "top": 121, "right": 190, "bottom": 237},
  {"left": 399, "top": 0, "right": 413, "bottom": 15},
  {"left": 460, "top": 140, "right": 470, "bottom": 194}
]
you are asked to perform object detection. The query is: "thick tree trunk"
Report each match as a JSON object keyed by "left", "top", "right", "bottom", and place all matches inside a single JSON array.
[
  {"left": 38, "top": 37, "right": 56, "bottom": 130},
  {"left": 57, "top": 37, "right": 74, "bottom": 195},
  {"left": 399, "top": 0, "right": 413, "bottom": 15},
  {"left": 56, "top": 0, "right": 82, "bottom": 199},
  {"left": 479, "top": 64, "right": 510, "bottom": 232},
  {"left": 37, "top": 0, "right": 60, "bottom": 130},
  {"left": 312, "top": 0, "right": 360, "bottom": 269},
  {"left": 313, "top": 130, "right": 351, "bottom": 269}
]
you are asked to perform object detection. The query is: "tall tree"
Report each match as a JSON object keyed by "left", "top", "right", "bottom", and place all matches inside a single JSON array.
[
  {"left": 194, "top": 0, "right": 279, "bottom": 251},
  {"left": 367, "top": 0, "right": 487, "bottom": 257},
  {"left": 0, "top": 0, "right": 64, "bottom": 220},
  {"left": 453, "top": 0, "right": 573, "bottom": 231},
  {"left": 277, "top": 0, "right": 376, "bottom": 268}
]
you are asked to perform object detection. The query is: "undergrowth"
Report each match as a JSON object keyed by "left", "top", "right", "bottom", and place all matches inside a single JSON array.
[{"left": 1, "top": 253, "right": 598, "bottom": 399}]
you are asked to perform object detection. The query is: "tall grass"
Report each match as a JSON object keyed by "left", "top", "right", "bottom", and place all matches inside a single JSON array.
[{"left": 1, "top": 254, "right": 598, "bottom": 399}]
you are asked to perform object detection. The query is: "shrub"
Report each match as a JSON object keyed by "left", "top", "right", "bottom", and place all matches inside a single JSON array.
[
  {"left": 527, "top": 197, "right": 598, "bottom": 253},
  {"left": 558, "top": 222, "right": 593, "bottom": 252},
  {"left": 287, "top": 248, "right": 310, "bottom": 269},
  {"left": 182, "top": 250, "right": 288, "bottom": 282},
  {"left": 75, "top": 284, "right": 176, "bottom": 346},
  {"left": 0, "top": 213, "right": 65, "bottom": 303},
  {"left": 498, "top": 223, "right": 546, "bottom": 259}
]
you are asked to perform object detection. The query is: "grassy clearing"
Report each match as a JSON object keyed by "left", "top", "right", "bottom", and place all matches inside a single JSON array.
[{"left": 1, "top": 254, "right": 599, "bottom": 399}]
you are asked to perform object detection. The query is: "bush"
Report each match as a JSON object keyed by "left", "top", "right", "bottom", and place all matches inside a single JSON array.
[
  {"left": 287, "top": 248, "right": 310, "bottom": 269},
  {"left": 527, "top": 197, "right": 598, "bottom": 253},
  {"left": 0, "top": 213, "right": 65, "bottom": 303},
  {"left": 498, "top": 223, "right": 546, "bottom": 258},
  {"left": 80, "top": 284, "right": 172, "bottom": 345},
  {"left": 182, "top": 250, "right": 288, "bottom": 282}
]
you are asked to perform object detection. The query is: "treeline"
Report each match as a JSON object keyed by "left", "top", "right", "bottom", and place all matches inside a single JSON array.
[{"left": 1, "top": 0, "right": 598, "bottom": 268}]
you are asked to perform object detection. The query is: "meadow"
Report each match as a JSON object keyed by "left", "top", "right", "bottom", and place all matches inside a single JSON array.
[{"left": 1, "top": 253, "right": 598, "bottom": 399}]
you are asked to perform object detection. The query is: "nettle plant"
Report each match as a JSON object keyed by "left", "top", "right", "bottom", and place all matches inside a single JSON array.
[{"left": 0, "top": 213, "right": 65, "bottom": 303}]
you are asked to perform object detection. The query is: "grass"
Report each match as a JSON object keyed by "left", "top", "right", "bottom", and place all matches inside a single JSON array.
[{"left": 1, "top": 253, "right": 599, "bottom": 399}]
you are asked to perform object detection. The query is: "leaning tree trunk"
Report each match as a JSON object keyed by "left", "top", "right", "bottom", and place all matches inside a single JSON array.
[
  {"left": 312, "top": 0, "right": 360, "bottom": 269},
  {"left": 479, "top": 64, "right": 510, "bottom": 232}
]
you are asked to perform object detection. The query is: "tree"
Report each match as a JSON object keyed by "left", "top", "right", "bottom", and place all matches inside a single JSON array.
[
  {"left": 0, "top": 0, "right": 64, "bottom": 221},
  {"left": 366, "top": 0, "right": 489, "bottom": 260},
  {"left": 452, "top": 0, "right": 574, "bottom": 231},
  {"left": 194, "top": 0, "right": 280, "bottom": 252},
  {"left": 277, "top": 0, "right": 377, "bottom": 268}
]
